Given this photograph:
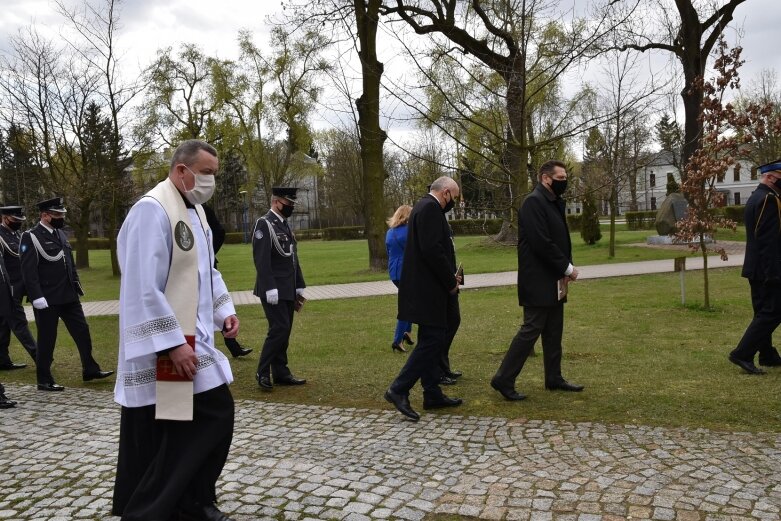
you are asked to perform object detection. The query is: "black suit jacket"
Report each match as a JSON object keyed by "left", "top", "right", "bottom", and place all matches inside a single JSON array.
[
  {"left": 742, "top": 183, "right": 781, "bottom": 282},
  {"left": 517, "top": 184, "right": 573, "bottom": 307},
  {"left": 20, "top": 223, "right": 82, "bottom": 305},
  {"left": 398, "top": 194, "right": 458, "bottom": 328},
  {"left": 252, "top": 210, "right": 305, "bottom": 302}
]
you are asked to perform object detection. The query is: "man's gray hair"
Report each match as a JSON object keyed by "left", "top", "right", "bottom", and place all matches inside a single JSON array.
[
  {"left": 170, "top": 140, "right": 217, "bottom": 170},
  {"left": 430, "top": 176, "right": 457, "bottom": 192}
]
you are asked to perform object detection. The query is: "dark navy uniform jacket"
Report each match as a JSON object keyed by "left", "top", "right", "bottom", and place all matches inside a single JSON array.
[
  {"left": 0, "top": 224, "right": 25, "bottom": 299},
  {"left": 252, "top": 210, "right": 305, "bottom": 302},
  {"left": 742, "top": 183, "right": 781, "bottom": 283},
  {"left": 20, "top": 223, "right": 83, "bottom": 305}
]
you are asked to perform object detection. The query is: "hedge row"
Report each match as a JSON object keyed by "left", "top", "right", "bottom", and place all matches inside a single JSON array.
[
  {"left": 566, "top": 214, "right": 583, "bottom": 231},
  {"left": 447, "top": 219, "right": 503, "bottom": 235},
  {"left": 625, "top": 210, "right": 657, "bottom": 230}
]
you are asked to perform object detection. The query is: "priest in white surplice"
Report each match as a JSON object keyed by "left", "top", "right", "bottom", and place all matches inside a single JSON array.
[{"left": 112, "top": 140, "right": 239, "bottom": 521}]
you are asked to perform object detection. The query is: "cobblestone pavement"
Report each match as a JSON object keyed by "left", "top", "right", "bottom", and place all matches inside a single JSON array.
[{"left": 1, "top": 384, "right": 779, "bottom": 521}]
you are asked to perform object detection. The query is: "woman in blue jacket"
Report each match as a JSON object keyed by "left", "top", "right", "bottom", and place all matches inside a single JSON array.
[{"left": 386, "top": 205, "right": 414, "bottom": 352}]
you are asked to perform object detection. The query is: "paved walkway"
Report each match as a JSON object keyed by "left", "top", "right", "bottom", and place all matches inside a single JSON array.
[
  {"left": 7, "top": 253, "right": 776, "bottom": 521},
  {"left": 1, "top": 385, "right": 779, "bottom": 521},
  {"left": 34, "top": 253, "right": 745, "bottom": 319}
]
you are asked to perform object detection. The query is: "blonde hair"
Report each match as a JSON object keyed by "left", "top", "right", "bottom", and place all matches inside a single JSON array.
[{"left": 387, "top": 205, "right": 412, "bottom": 228}]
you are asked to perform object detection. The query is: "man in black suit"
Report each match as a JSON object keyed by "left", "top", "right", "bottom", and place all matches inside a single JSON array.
[
  {"left": 252, "top": 187, "right": 306, "bottom": 390},
  {"left": 385, "top": 176, "right": 463, "bottom": 421},
  {"left": 0, "top": 205, "right": 37, "bottom": 370},
  {"left": 491, "top": 160, "right": 583, "bottom": 401},
  {"left": 729, "top": 159, "right": 781, "bottom": 374},
  {"left": 20, "top": 197, "right": 113, "bottom": 391},
  {"left": 202, "top": 204, "right": 253, "bottom": 358}
]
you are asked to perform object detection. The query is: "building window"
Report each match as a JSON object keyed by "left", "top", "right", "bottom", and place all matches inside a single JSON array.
[
  {"left": 650, "top": 173, "right": 656, "bottom": 188},
  {"left": 651, "top": 197, "right": 657, "bottom": 210},
  {"left": 734, "top": 164, "right": 741, "bottom": 182},
  {"left": 751, "top": 168, "right": 757, "bottom": 180},
  {"left": 576, "top": 207, "right": 581, "bottom": 214},
  {"left": 735, "top": 192, "right": 741, "bottom": 205}
]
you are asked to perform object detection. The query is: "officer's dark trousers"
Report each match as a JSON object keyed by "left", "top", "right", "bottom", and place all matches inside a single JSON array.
[
  {"left": 493, "top": 304, "right": 565, "bottom": 389},
  {"left": 439, "top": 294, "right": 461, "bottom": 376},
  {"left": 732, "top": 280, "right": 781, "bottom": 362},
  {"left": 33, "top": 301, "right": 99, "bottom": 384},
  {"left": 257, "top": 299, "right": 295, "bottom": 380},
  {"left": 112, "top": 384, "right": 234, "bottom": 521},
  {"left": 0, "top": 295, "right": 37, "bottom": 365},
  {"left": 390, "top": 323, "right": 446, "bottom": 401}
]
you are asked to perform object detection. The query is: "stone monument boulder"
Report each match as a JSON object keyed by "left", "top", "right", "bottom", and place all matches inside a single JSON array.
[{"left": 655, "top": 192, "right": 688, "bottom": 236}]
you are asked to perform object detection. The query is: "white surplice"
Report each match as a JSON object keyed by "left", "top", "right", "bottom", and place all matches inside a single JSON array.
[{"left": 114, "top": 198, "right": 235, "bottom": 408}]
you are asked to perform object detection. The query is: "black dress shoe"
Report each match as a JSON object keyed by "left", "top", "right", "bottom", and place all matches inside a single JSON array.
[
  {"left": 439, "top": 375, "right": 457, "bottom": 385},
  {"left": 275, "top": 375, "right": 306, "bottom": 385},
  {"left": 545, "top": 380, "right": 585, "bottom": 392},
  {"left": 423, "top": 394, "right": 463, "bottom": 410},
  {"left": 178, "top": 502, "right": 235, "bottom": 521},
  {"left": 0, "top": 393, "right": 17, "bottom": 408},
  {"left": 231, "top": 346, "right": 253, "bottom": 358},
  {"left": 758, "top": 356, "right": 781, "bottom": 367},
  {"left": 402, "top": 332, "right": 415, "bottom": 345},
  {"left": 490, "top": 378, "right": 527, "bottom": 401},
  {"left": 83, "top": 370, "right": 114, "bottom": 382},
  {"left": 445, "top": 370, "right": 463, "bottom": 378},
  {"left": 0, "top": 362, "right": 27, "bottom": 370},
  {"left": 37, "top": 383, "right": 65, "bottom": 392},
  {"left": 729, "top": 355, "right": 766, "bottom": 375},
  {"left": 384, "top": 389, "right": 419, "bottom": 421},
  {"left": 256, "top": 374, "right": 273, "bottom": 390},
  {"left": 391, "top": 342, "right": 407, "bottom": 353}
]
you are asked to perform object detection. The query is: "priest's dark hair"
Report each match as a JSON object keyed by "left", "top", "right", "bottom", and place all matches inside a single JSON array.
[{"left": 538, "top": 160, "right": 566, "bottom": 181}]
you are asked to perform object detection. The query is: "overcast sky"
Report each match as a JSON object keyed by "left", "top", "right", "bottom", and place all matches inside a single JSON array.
[{"left": 1, "top": 0, "right": 779, "bottom": 145}]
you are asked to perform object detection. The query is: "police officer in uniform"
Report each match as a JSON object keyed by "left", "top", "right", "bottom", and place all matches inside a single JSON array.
[
  {"left": 0, "top": 205, "right": 38, "bottom": 371},
  {"left": 253, "top": 187, "right": 306, "bottom": 390},
  {"left": 729, "top": 159, "right": 781, "bottom": 374},
  {"left": 20, "top": 197, "right": 113, "bottom": 391}
]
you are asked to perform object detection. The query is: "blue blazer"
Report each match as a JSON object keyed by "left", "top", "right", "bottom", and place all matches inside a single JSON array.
[{"left": 385, "top": 224, "right": 408, "bottom": 281}]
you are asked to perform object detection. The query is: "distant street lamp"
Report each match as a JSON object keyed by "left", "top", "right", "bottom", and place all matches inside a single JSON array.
[{"left": 239, "top": 190, "right": 249, "bottom": 243}]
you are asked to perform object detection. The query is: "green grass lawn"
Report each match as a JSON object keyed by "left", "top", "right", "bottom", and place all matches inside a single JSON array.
[
  {"left": 75, "top": 225, "right": 747, "bottom": 300},
  {"left": 5, "top": 266, "right": 778, "bottom": 433}
]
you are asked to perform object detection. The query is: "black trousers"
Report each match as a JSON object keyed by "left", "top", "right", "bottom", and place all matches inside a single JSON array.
[
  {"left": 0, "top": 295, "right": 37, "bottom": 364},
  {"left": 33, "top": 301, "right": 99, "bottom": 384},
  {"left": 113, "top": 384, "right": 234, "bottom": 521},
  {"left": 439, "top": 295, "right": 461, "bottom": 375},
  {"left": 493, "top": 304, "right": 565, "bottom": 389},
  {"left": 390, "top": 323, "right": 446, "bottom": 401},
  {"left": 256, "top": 299, "right": 295, "bottom": 380},
  {"left": 732, "top": 280, "right": 781, "bottom": 362}
]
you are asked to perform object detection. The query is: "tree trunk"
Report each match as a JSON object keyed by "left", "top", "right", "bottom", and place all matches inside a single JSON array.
[
  {"left": 504, "top": 62, "right": 529, "bottom": 241},
  {"left": 355, "top": 0, "right": 388, "bottom": 271},
  {"left": 75, "top": 205, "right": 91, "bottom": 269}
]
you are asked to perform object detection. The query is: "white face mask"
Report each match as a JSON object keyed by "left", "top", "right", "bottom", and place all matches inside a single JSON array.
[{"left": 181, "top": 166, "right": 216, "bottom": 205}]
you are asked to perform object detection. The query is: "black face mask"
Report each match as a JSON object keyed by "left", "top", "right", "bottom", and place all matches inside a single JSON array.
[
  {"left": 50, "top": 217, "right": 65, "bottom": 229},
  {"left": 443, "top": 197, "right": 455, "bottom": 214},
  {"left": 774, "top": 178, "right": 781, "bottom": 192},
  {"left": 280, "top": 204, "right": 294, "bottom": 218},
  {"left": 6, "top": 221, "right": 21, "bottom": 231},
  {"left": 550, "top": 178, "right": 568, "bottom": 196}
]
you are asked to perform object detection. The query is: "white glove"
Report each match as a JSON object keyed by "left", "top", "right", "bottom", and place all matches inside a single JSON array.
[
  {"left": 33, "top": 297, "right": 49, "bottom": 310},
  {"left": 265, "top": 289, "right": 279, "bottom": 305},
  {"left": 296, "top": 288, "right": 305, "bottom": 296}
]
